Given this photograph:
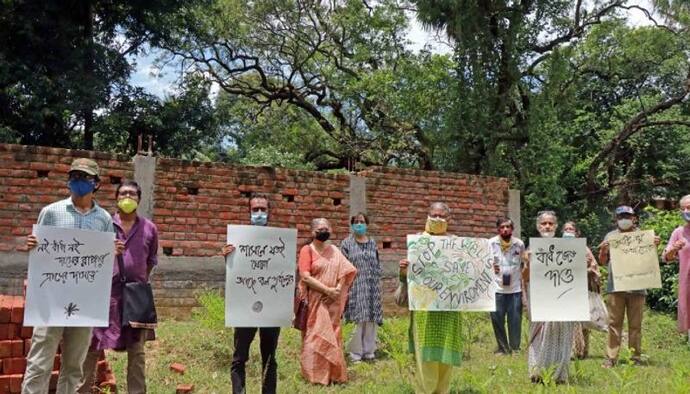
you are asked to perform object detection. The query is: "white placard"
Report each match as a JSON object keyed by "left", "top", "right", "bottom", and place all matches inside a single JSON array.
[
  {"left": 407, "top": 234, "right": 498, "bottom": 311},
  {"left": 225, "top": 225, "right": 297, "bottom": 327},
  {"left": 609, "top": 230, "right": 661, "bottom": 291},
  {"left": 24, "top": 225, "right": 116, "bottom": 327},
  {"left": 529, "top": 238, "right": 589, "bottom": 322}
]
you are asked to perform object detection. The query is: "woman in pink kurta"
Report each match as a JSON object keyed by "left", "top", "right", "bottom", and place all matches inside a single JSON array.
[
  {"left": 298, "top": 218, "right": 357, "bottom": 385},
  {"left": 663, "top": 204, "right": 690, "bottom": 336}
]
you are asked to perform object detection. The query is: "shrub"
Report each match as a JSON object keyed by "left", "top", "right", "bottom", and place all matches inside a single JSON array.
[{"left": 639, "top": 206, "right": 681, "bottom": 314}]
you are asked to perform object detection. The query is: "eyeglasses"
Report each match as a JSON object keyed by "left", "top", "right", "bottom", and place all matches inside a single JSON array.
[{"left": 118, "top": 190, "right": 139, "bottom": 197}]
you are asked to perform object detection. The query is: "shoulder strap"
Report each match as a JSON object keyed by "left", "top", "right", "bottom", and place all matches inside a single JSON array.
[{"left": 117, "top": 254, "right": 127, "bottom": 283}]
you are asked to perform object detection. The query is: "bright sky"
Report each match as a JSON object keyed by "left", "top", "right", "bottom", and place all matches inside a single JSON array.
[{"left": 129, "top": 0, "right": 657, "bottom": 98}]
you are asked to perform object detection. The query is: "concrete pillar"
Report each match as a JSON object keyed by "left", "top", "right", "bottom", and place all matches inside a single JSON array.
[
  {"left": 348, "top": 175, "right": 367, "bottom": 218},
  {"left": 509, "top": 189, "right": 521, "bottom": 239},
  {"left": 133, "top": 155, "right": 156, "bottom": 219}
]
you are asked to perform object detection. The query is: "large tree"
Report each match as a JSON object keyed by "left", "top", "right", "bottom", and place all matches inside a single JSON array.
[
  {"left": 161, "top": 0, "right": 451, "bottom": 169},
  {"left": 0, "top": 0, "right": 199, "bottom": 149}
]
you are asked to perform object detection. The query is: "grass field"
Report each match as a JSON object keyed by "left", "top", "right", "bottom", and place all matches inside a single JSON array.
[{"left": 105, "top": 292, "right": 690, "bottom": 393}]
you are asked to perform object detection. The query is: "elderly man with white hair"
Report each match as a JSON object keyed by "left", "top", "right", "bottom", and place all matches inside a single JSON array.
[{"left": 663, "top": 194, "right": 690, "bottom": 343}]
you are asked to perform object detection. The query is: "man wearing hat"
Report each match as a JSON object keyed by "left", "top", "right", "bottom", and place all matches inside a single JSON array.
[
  {"left": 23, "top": 158, "right": 124, "bottom": 394},
  {"left": 598, "top": 205, "right": 660, "bottom": 368}
]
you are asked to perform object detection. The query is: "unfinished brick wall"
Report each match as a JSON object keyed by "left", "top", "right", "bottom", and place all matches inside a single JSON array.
[
  {"left": 153, "top": 159, "right": 351, "bottom": 256},
  {"left": 0, "top": 143, "right": 512, "bottom": 317},
  {"left": 361, "top": 166, "right": 509, "bottom": 265},
  {"left": 0, "top": 294, "right": 115, "bottom": 393},
  {"left": 0, "top": 144, "right": 133, "bottom": 253}
]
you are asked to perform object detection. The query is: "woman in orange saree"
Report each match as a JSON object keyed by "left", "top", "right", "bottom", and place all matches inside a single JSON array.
[{"left": 298, "top": 218, "right": 357, "bottom": 385}]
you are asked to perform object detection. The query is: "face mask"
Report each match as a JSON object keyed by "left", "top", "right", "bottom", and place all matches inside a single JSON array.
[
  {"left": 315, "top": 230, "right": 330, "bottom": 242},
  {"left": 425, "top": 217, "right": 448, "bottom": 235},
  {"left": 683, "top": 212, "right": 690, "bottom": 222},
  {"left": 250, "top": 211, "right": 268, "bottom": 226},
  {"left": 562, "top": 232, "right": 576, "bottom": 238},
  {"left": 539, "top": 231, "right": 555, "bottom": 238},
  {"left": 617, "top": 219, "right": 634, "bottom": 231},
  {"left": 117, "top": 198, "right": 138, "bottom": 214},
  {"left": 68, "top": 179, "right": 95, "bottom": 197},
  {"left": 352, "top": 223, "right": 367, "bottom": 235}
]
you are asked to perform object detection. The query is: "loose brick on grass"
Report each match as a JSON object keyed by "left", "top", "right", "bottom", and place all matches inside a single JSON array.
[
  {"left": 176, "top": 383, "right": 194, "bottom": 393},
  {"left": 170, "top": 362, "right": 186, "bottom": 374}
]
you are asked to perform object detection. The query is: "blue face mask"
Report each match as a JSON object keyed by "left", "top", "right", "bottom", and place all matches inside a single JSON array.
[
  {"left": 352, "top": 223, "right": 367, "bottom": 235},
  {"left": 250, "top": 211, "right": 268, "bottom": 226},
  {"left": 68, "top": 179, "right": 95, "bottom": 197},
  {"left": 683, "top": 212, "right": 690, "bottom": 222}
]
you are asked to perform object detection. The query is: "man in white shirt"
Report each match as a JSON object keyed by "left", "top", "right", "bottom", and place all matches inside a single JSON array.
[{"left": 488, "top": 217, "right": 525, "bottom": 354}]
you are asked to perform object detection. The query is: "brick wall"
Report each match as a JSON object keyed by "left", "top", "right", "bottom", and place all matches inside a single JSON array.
[
  {"left": 0, "top": 143, "right": 512, "bottom": 318},
  {"left": 0, "top": 144, "right": 133, "bottom": 253},
  {"left": 153, "top": 159, "right": 351, "bottom": 256}
]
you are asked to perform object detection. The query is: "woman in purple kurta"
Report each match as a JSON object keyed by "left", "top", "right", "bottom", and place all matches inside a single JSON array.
[
  {"left": 663, "top": 215, "right": 690, "bottom": 336},
  {"left": 78, "top": 181, "right": 158, "bottom": 394}
]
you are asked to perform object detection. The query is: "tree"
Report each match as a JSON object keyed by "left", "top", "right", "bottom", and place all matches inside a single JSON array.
[
  {"left": 0, "top": 0, "right": 200, "bottom": 149},
  {"left": 160, "top": 0, "right": 450, "bottom": 169}
]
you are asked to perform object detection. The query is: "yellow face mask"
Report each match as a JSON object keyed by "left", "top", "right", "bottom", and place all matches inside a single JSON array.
[
  {"left": 425, "top": 217, "right": 448, "bottom": 235},
  {"left": 117, "top": 197, "right": 138, "bottom": 214}
]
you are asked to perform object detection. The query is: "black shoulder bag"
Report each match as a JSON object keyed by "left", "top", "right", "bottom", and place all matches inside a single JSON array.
[{"left": 117, "top": 254, "right": 157, "bottom": 329}]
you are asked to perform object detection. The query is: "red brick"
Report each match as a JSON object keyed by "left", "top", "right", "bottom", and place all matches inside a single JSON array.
[
  {"left": 0, "top": 324, "right": 20, "bottom": 340},
  {"left": 10, "top": 298, "right": 24, "bottom": 324},
  {"left": 49, "top": 370, "right": 59, "bottom": 390},
  {"left": 20, "top": 326, "right": 32, "bottom": 339},
  {"left": 176, "top": 383, "right": 194, "bottom": 393},
  {"left": 24, "top": 338, "right": 31, "bottom": 356},
  {"left": 0, "top": 339, "right": 13, "bottom": 358},
  {"left": 0, "top": 296, "right": 11, "bottom": 323},
  {"left": 2, "top": 357, "right": 27, "bottom": 374},
  {"left": 7, "top": 339, "right": 23, "bottom": 356},
  {"left": 8, "top": 374, "right": 22, "bottom": 393},
  {"left": 170, "top": 362, "right": 186, "bottom": 374},
  {"left": 0, "top": 375, "right": 10, "bottom": 393},
  {"left": 0, "top": 324, "right": 9, "bottom": 340}
]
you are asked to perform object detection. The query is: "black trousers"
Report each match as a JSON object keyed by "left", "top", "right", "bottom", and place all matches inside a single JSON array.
[{"left": 230, "top": 327, "right": 280, "bottom": 394}]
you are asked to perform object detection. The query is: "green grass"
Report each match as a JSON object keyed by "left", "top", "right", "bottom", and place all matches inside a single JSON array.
[{"left": 104, "top": 292, "right": 690, "bottom": 393}]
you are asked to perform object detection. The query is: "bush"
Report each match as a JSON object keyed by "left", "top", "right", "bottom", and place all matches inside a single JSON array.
[{"left": 639, "top": 206, "right": 681, "bottom": 313}]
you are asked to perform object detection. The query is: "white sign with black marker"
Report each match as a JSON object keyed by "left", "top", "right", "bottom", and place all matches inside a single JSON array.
[
  {"left": 529, "top": 237, "right": 589, "bottom": 322},
  {"left": 24, "top": 225, "right": 116, "bottom": 327},
  {"left": 225, "top": 225, "right": 297, "bottom": 327}
]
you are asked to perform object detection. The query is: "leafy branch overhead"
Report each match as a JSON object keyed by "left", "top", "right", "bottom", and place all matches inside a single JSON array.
[{"left": 161, "top": 0, "right": 438, "bottom": 169}]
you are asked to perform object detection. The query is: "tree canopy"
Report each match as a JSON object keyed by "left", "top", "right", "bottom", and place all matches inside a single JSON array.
[{"left": 2, "top": 0, "right": 690, "bottom": 239}]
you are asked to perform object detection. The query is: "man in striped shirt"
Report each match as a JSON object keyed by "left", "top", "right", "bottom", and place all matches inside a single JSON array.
[{"left": 22, "top": 158, "right": 123, "bottom": 394}]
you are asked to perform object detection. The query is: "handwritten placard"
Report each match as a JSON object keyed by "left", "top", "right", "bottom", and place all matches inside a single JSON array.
[
  {"left": 406, "top": 235, "right": 498, "bottom": 311},
  {"left": 529, "top": 238, "right": 589, "bottom": 322},
  {"left": 24, "top": 225, "right": 115, "bottom": 327},
  {"left": 609, "top": 230, "right": 661, "bottom": 291},
  {"left": 225, "top": 225, "right": 297, "bottom": 327}
]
